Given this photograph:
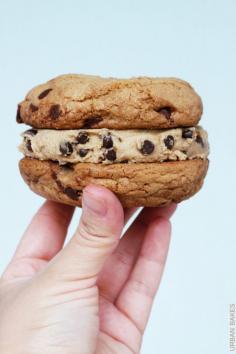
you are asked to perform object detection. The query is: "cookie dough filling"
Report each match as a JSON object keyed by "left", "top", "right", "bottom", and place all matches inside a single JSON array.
[{"left": 20, "top": 126, "right": 209, "bottom": 164}]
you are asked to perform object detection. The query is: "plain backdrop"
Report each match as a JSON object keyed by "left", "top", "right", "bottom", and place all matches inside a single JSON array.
[{"left": 1, "top": 1, "right": 236, "bottom": 353}]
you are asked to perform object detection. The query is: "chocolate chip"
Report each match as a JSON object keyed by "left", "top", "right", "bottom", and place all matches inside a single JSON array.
[
  {"left": 76, "top": 132, "right": 89, "bottom": 144},
  {"left": 30, "top": 103, "right": 39, "bottom": 112},
  {"left": 155, "top": 107, "right": 172, "bottom": 120},
  {"left": 16, "top": 105, "right": 23, "bottom": 123},
  {"left": 52, "top": 171, "right": 81, "bottom": 200},
  {"left": 38, "top": 88, "right": 53, "bottom": 99},
  {"left": 51, "top": 172, "right": 64, "bottom": 190},
  {"left": 55, "top": 178, "right": 64, "bottom": 190},
  {"left": 25, "top": 129, "right": 38, "bottom": 136},
  {"left": 51, "top": 171, "right": 57, "bottom": 181},
  {"left": 164, "top": 135, "right": 174, "bottom": 150},
  {"left": 59, "top": 141, "right": 73, "bottom": 156},
  {"left": 98, "top": 155, "right": 106, "bottom": 162},
  {"left": 25, "top": 138, "right": 33, "bottom": 152},
  {"left": 106, "top": 149, "right": 116, "bottom": 161},
  {"left": 182, "top": 129, "right": 193, "bottom": 139},
  {"left": 196, "top": 135, "right": 204, "bottom": 147},
  {"left": 102, "top": 134, "right": 113, "bottom": 149},
  {"left": 121, "top": 159, "right": 128, "bottom": 163},
  {"left": 140, "top": 140, "right": 155, "bottom": 155},
  {"left": 79, "top": 148, "right": 89, "bottom": 157},
  {"left": 62, "top": 163, "right": 74, "bottom": 171},
  {"left": 64, "top": 187, "right": 81, "bottom": 200},
  {"left": 49, "top": 104, "right": 61, "bottom": 119},
  {"left": 82, "top": 116, "right": 103, "bottom": 128}
]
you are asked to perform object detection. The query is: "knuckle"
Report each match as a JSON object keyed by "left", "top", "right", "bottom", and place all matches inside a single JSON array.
[
  {"left": 80, "top": 217, "right": 113, "bottom": 239},
  {"left": 75, "top": 218, "right": 116, "bottom": 249}
]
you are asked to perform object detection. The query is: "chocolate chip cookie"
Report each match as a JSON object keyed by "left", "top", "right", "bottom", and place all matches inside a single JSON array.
[
  {"left": 17, "top": 74, "right": 209, "bottom": 207},
  {"left": 17, "top": 74, "right": 202, "bottom": 130}
]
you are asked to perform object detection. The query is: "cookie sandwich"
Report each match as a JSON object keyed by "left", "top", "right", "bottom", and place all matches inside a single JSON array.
[{"left": 18, "top": 74, "right": 209, "bottom": 207}]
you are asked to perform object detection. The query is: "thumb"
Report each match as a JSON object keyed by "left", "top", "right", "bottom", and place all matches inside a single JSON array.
[{"left": 46, "top": 185, "right": 124, "bottom": 284}]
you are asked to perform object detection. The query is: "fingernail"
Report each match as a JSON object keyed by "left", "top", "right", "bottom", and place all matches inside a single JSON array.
[{"left": 82, "top": 189, "right": 107, "bottom": 216}]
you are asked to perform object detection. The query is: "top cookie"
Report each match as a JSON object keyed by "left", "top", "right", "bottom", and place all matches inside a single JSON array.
[{"left": 17, "top": 74, "right": 203, "bottom": 130}]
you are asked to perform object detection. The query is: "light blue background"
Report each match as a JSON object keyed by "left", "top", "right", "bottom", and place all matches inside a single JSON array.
[{"left": 1, "top": 0, "right": 236, "bottom": 353}]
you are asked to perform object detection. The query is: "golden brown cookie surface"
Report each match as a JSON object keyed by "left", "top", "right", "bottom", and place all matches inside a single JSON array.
[
  {"left": 19, "top": 157, "right": 209, "bottom": 208},
  {"left": 17, "top": 74, "right": 202, "bottom": 130}
]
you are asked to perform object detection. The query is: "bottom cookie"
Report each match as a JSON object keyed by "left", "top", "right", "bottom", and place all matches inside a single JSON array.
[{"left": 19, "top": 158, "right": 209, "bottom": 208}]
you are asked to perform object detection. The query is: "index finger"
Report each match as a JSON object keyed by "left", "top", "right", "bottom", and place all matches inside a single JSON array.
[{"left": 2, "top": 201, "right": 74, "bottom": 280}]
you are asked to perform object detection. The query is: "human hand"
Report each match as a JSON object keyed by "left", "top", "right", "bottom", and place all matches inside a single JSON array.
[{"left": 0, "top": 185, "right": 176, "bottom": 354}]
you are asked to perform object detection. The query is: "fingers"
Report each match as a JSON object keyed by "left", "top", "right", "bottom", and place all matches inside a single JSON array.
[
  {"left": 138, "top": 203, "right": 177, "bottom": 224},
  {"left": 98, "top": 204, "right": 176, "bottom": 302},
  {"left": 46, "top": 185, "right": 124, "bottom": 286},
  {"left": 3, "top": 201, "right": 74, "bottom": 280},
  {"left": 116, "top": 217, "right": 171, "bottom": 333}
]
